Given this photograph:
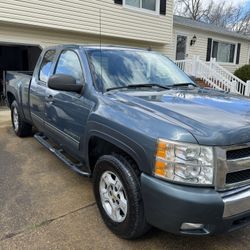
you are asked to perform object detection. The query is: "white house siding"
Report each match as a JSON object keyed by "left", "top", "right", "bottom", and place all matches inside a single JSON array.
[
  {"left": 166, "top": 24, "right": 250, "bottom": 73},
  {"left": 0, "top": 0, "right": 173, "bottom": 44},
  {"left": 0, "top": 22, "right": 167, "bottom": 53}
]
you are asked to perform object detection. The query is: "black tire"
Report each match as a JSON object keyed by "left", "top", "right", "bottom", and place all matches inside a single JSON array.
[
  {"left": 11, "top": 100, "right": 32, "bottom": 137},
  {"left": 93, "top": 154, "right": 150, "bottom": 239}
]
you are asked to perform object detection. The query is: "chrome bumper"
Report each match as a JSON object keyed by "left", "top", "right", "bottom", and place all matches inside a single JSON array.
[{"left": 223, "top": 187, "right": 250, "bottom": 218}]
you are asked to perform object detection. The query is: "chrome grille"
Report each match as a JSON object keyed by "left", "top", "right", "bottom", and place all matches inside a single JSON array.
[
  {"left": 226, "top": 169, "right": 250, "bottom": 184},
  {"left": 227, "top": 147, "right": 250, "bottom": 160},
  {"left": 215, "top": 144, "right": 250, "bottom": 191}
]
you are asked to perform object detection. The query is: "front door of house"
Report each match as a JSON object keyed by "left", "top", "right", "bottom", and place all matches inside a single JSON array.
[{"left": 176, "top": 35, "right": 187, "bottom": 60}]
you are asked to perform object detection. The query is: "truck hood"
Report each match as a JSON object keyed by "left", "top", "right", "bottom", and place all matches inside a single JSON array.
[{"left": 107, "top": 87, "right": 250, "bottom": 146}]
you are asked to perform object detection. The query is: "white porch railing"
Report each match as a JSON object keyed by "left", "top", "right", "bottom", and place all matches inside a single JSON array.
[{"left": 175, "top": 56, "right": 250, "bottom": 97}]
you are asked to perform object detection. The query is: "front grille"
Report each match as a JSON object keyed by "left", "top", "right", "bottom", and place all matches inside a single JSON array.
[
  {"left": 227, "top": 147, "right": 250, "bottom": 160},
  {"left": 215, "top": 144, "right": 250, "bottom": 190},
  {"left": 226, "top": 169, "right": 250, "bottom": 184}
]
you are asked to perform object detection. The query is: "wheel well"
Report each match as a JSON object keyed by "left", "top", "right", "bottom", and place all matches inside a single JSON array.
[
  {"left": 7, "top": 92, "right": 15, "bottom": 106},
  {"left": 88, "top": 136, "right": 140, "bottom": 174}
]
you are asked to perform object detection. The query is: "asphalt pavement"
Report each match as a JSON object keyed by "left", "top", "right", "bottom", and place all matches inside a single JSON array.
[{"left": 0, "top": 109, "right": 249, "bottom": 250}]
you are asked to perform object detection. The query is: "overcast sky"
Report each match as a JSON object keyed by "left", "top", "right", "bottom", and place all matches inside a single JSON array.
[
  {"left": 175, "top": 0, "right": 250, "bottom": 13},
  {"left": 202, "top": 0, "right": 250, "bottom": 7}
]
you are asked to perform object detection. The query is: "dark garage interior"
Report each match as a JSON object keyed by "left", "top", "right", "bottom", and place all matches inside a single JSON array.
[{"left": 0, "top": 44, "right": 42, "bottom": 105}]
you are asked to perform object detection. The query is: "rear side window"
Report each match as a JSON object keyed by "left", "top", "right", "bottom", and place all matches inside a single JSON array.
[
  {"left": 55, "top": 50, "right": 83, "bottom": 84},
  {"left": 39, "top": 50, "right": 56, "bottom": 82}
]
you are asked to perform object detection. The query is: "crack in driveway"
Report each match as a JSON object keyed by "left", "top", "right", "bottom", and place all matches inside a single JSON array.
[{"left": 0, "top": 202, "right": 96, "bottom": 242}]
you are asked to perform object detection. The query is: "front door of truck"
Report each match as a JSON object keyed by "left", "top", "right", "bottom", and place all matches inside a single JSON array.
[
  {"left": 44, "top": 49, "right": 91, "bottom": 156},
  {"left": 30, "top": 49, "right": 56, "bottom": 132}
]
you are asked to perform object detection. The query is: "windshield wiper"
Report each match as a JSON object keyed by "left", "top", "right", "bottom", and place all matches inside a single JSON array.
[
  {"left": 170, "top": 82, "right": 197, "bottom": 87},
  {"left": 106, "top": 83, "right": 170, "bottom": 92}
]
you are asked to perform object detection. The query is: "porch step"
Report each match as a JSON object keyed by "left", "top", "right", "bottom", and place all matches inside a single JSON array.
[
  {"left": 196, "top": 78, "right": 210, "bottom": 88},
  {"left": 175, "top": 57, "right": 249, "bottom": 96},
  {"left": 34, "top": 133, "right": 91, "bottom": 177}
]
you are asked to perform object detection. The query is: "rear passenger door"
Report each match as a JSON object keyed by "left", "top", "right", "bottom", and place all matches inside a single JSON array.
[
  {"left": 30, "top": 49, "right": 56, "bottom": 132},
  {"left": 44, "top": 49, "right": 90, "bottom": 155}
]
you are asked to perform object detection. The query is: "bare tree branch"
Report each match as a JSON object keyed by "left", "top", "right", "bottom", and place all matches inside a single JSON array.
[{"left": 174, "top": 0, "right": 250, "bottom": 35}]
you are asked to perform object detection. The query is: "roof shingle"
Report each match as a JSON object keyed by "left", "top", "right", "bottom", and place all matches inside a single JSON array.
[{"left": 174, "top": 15, "right": 250, "bottom": 41}]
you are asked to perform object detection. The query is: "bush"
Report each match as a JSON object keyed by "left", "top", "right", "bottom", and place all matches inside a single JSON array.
[{"left": 234, "top": 64, "right": 250, "bottom": 82}]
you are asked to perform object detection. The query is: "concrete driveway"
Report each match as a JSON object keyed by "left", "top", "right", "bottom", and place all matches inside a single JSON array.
[{"left": 0, "top": 109, "right": 249, "bottom": 250}]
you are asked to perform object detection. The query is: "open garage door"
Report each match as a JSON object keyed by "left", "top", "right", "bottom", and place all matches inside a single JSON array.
[{"left": 0, "top": 43, "right": 42, "bottom": 105}]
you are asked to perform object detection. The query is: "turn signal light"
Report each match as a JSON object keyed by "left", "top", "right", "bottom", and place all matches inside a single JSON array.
[
  {"left": 155, "top": 160, "right": 166, "bottom": 176},
  {"left": 156, "top": 140, "right": 167, "bottom": 158}
]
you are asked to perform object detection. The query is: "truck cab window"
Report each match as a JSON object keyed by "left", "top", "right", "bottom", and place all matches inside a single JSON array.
[
  {"left": 39, "top": 50, "right": 56, "bottom": 82},
  {"left": 55, "top": 50, "right": 83, "bottom": 84}
]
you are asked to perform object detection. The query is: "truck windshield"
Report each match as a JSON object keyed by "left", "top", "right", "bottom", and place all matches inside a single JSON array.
[{"left": 87, "top": 49, "right": 194, "bottom": 92}]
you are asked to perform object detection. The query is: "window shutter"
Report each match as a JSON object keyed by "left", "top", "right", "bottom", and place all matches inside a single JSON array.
[
  {"left": 236, "top": 43, "right": 241, "bottom": 64},
  {"left": 206, "top": 38, "right": 212, "bottom": 61},
  {"left": 160, "top": 0, "right": 167, "bottom": 15},
  {"left": 114, "top": 0, "right": 123, "bottom": 4}
]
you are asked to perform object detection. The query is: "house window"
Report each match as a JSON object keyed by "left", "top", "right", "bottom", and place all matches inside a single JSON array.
[
  {"left": 125, "top": 0, "right": 160, "bottom": 13},
  {"left": 211, "top": 41, "right": 236, "bottom": 63}
]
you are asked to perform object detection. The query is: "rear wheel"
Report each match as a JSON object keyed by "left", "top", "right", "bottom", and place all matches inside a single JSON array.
[
  {"left": 11, "top": 100, "right": 32, "bottom": 137},
  {"left": 93, "top": 154, "right": 150, "bottom": 239}
]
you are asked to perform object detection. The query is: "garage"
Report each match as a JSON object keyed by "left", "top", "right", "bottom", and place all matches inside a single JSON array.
[{"left": 0, "top": 43, "right": 42, "bottom": 105}]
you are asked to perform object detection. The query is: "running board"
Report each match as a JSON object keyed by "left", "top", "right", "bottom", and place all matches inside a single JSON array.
[{"left": 34, "top": 133, "right": 91, "bottom": 177}]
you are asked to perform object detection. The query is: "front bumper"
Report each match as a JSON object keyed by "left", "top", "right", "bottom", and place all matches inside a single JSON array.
[{"left": 141, "top": 174, "right": 250, "bottom": 235}]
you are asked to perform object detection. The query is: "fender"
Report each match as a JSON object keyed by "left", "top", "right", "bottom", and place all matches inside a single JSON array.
[
  {"left": 7, "top": 86, "right": 27, "bottom": 121},
  {"left": 83, "top": 120, "right": 155, "bottom": 174},
  {"left": 6, "top": 87, "right": 19, "bottom": 106}
]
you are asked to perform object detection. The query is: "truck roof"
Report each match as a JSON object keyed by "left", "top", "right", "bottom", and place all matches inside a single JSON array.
[{"left": 45, "top": 44, "right": 149, "bottom": 51}]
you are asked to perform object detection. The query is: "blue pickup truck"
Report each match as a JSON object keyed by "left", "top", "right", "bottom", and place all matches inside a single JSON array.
[{"left": 4, "top": 44, "right": 250, "bottom": 239}]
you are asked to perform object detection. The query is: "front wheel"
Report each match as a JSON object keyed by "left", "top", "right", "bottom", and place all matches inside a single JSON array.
[
  {"left": 93, "top": 154, "right": 150, "bottom": 239},
  {"left": 11, "top": 100, "right": 32, "bottom": 137}
]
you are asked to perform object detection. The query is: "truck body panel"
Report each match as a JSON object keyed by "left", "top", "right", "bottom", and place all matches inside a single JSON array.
[{"left": 4, "top": 44, "right": 250, "bottom": 236}]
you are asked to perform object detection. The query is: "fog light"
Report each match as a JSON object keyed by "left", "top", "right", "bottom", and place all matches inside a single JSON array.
[{"left": 181, "top": 223, "right": 204, "bottom": 230}]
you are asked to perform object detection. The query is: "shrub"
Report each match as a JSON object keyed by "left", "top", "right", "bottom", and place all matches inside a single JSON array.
[{"left": 234, "top": 64, "right": 250, "bottom": 82}]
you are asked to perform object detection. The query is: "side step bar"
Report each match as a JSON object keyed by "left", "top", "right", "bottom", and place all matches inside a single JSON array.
[{"left": 34, "top": 133, "right": 91, "bottom": 177}]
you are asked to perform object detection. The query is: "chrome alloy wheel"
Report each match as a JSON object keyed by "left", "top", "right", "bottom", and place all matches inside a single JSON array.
[
  {"left": 99, "top": 171, "right": 128, "bottom": 223},
  {"left": 13, "top": 107, "right": 19, "bottom": 132}
]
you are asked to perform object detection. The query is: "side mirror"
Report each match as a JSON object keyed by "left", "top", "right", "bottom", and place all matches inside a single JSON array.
[{"left": 48, "top": 74, "right": 83, "bottom": 93}]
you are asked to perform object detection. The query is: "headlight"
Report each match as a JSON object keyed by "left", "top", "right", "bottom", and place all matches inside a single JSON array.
[{"left": 154, "top": 139, "right": 214, "bottom": 185}]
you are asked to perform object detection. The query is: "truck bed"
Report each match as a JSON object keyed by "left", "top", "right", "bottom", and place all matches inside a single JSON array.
[
  {"left": 4, "top": 71, "right": 33, "bottom": 96},
  {"left": 4, "top": 71, "right": 33, "bottom": 122}
]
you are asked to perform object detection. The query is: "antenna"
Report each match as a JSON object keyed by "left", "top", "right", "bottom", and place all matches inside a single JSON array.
[
  {"left": 99, "top": 8, "right": 103, "bottom": 91},
  {"left": 99, "top": 8, "right": 102, "bottom": 51}
]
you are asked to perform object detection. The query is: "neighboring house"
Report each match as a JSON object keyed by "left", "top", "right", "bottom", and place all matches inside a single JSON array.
[{"left": 167, "top": 15, "right": 250, "bottom": 73}]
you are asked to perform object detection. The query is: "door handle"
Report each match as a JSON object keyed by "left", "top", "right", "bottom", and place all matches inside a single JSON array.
[{"left": 45, "top": 95, "right": 54, "bottom": 103}]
